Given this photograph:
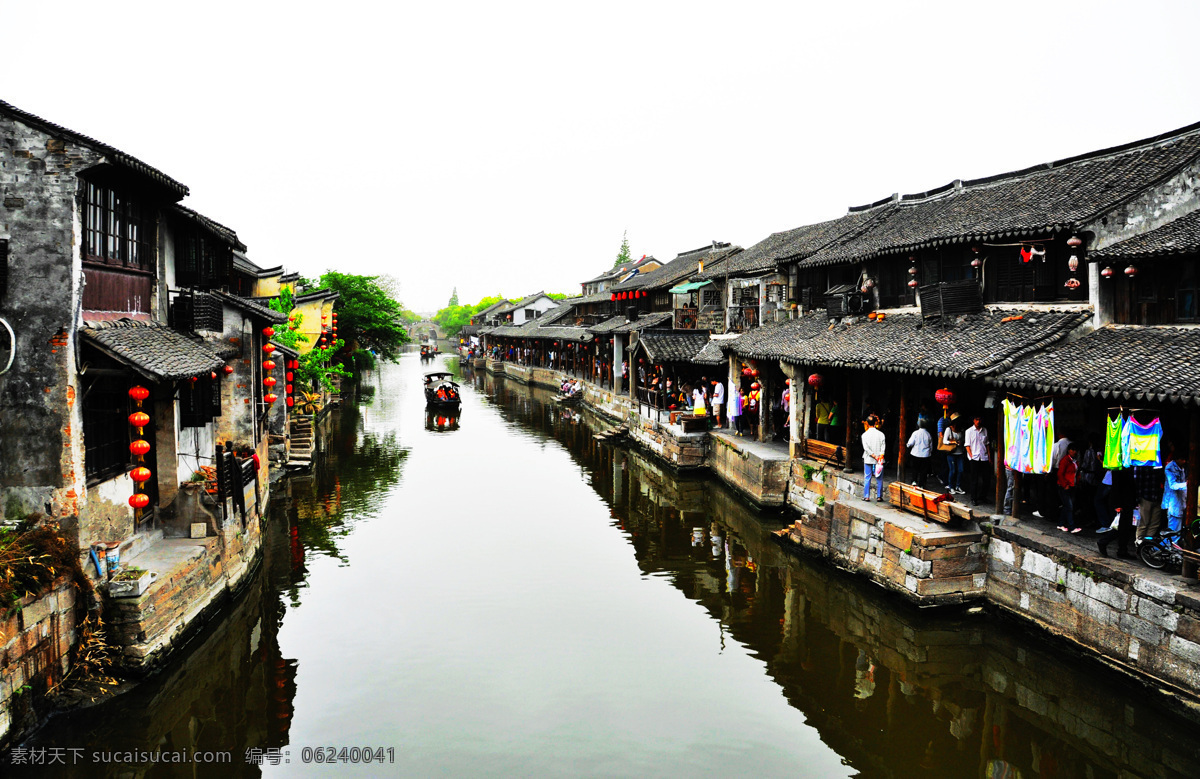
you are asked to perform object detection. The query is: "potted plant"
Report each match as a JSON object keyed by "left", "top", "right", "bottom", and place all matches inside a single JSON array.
[{"left": 108, "top": 566, "right": 154, "bottom": 598}]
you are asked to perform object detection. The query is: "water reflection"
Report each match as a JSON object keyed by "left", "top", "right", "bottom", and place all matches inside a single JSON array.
[
  {"left": 424, "top": 410, "right": 460, "bottom": 433},
  {"left": 12, "top": 360, "right": 1200, "bottom": 778}
]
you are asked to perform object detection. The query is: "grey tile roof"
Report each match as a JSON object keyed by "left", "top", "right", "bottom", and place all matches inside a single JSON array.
[
  {"left": 612, "top": 244, "right": 741, "bottom": 292},
  {"left": 699, "top": 212, "right": 884, "bottom": 280},
  {"left": 694, "top": 337, "right": 735, "bottom": 365},
  {"left": 801, "top": 123, "right": 1200, "bottom": 268},
  {"left": 635, "top": 332, "right": 712, "bottom": 363},
  {"left": 992, "top": 326, "right": 1200, "bottom": 404},
  {"left": 535, "top": 304, "right": 575, "bottom": 325},
  {"left": 574, "top": 290, "right": 617, "bottom": 305},
  {"left": 730, "top": 307, "right": 1092, "bottom": 378},
  {"left": 0, "top": 99, "right": 189, "bottom": 198},
  {"left": 588, "top": 314, "right": 632, "bottom": 334},
  {"left": 582, "top": 257, "right": 659, "bottom": 284},
  {"left": 1090, "top": 209, "right": 1200, "bottom": 261},
  {"left": 81, "top": 319, "right": 225, "bottom": 381},
  {"left": 496, "top": 291, "right": 551, "bottom": 314},
  {"left": 172, "top": 205, "right": 246, "bottom": 252},
  {"left": 609, "top": 311, "right": 675, "bottom": 333},
  {"left": 211, "top": 290, "right": 288, "bottom": 323}
]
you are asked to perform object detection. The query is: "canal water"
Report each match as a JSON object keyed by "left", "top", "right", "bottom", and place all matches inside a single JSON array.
[{"left": 13, "top": 354, "right": 1200, "bottom": 777}]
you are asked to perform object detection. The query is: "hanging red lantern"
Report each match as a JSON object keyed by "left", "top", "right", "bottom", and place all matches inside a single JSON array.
[
  {"left": 262, "top": 326, "right": 275, "bottom": 338},
  {"left": 286, "top": 384, "right": 293, "bottom": 394},
  {"left": 908, "top": 279, "right": 919, "bottom": 288},
  {"left": 1124, "top": 265, "right": 1138, "bottom": 277},
  {"left": 264, "top": 393, "right": 278, "bottom": 404},
  {"left": 935, "top": 387, "right": 956, "bottom": 409},
  {"left": 189, "top": 376, "right": 198, "bottom": 383},
  {"left": 128, "top": 385, "right": 149, "bottom": 402},
  {"left": 1068, "top": 255, "right": 1079, "bottom": 272},
  {"left": 611, "top": 293, "right": 617, "bottom": 301},
  {"left": 286, "top": 371, "right": 293, "bottom": 381},
  {"left": 263, "top": 360, "right": 276, "bottom": 371},
  {"left": 264, "top": 377, "right": 277, "bottom": 387},
  {"left": 223, "top": 364, "right": 234, "bottom": 375},
  {"left": 263, "top": 344, "right": 276, "bottom": 354},
  {"left": 1067, "top": 235, "right": 1083, "bottom": 249},
  {"left": 289, "top": 359, "right": 299, "bottom": 370},
  {"left": 128, "top": 411, "right": 150, "bottom": 429},
  {"left": 288, "top": 314, "right": 296, "bottom": 322},
  {"left": 908, "top": 265, "right": 918, "bottom": 276},
  {"left": 807, "top": 373, "right": 824, "bottom": 390},
  {"left": 286, "top": 396, "right": 295, "bottom": 407},
  {"left": 130, "top": 439, "right": 151, "bottom": 457},
  {"left": 129, "top": 493, "right": 150, "bottom": 509},
  {"left": 130, "top": 466, "right": 152, "bottom": 483},
  {"left": 207, "top": 371, "right": 215, "bottom": 380},
  {"left": 1101, "top": 266, "right": 1114, "bottom": 278},
  {"left": 970, "top": 258, "right": 982, "bottom": 268}
]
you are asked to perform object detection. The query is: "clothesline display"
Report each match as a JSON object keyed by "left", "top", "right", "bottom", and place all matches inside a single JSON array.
[
  {"left": 1102, "top": 412, "right": 1163, "bottom": 469},
  {"left": 1002, "top": 398, "right": 1055, "bottom": 474}
]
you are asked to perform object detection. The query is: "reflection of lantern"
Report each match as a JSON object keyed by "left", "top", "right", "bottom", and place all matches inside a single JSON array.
[
  {"left": 129, "top": 411, "right": 150, "bottom": 429},
  {"left": 264, "top": 393, "right": 278, "bottom": 404},
  {"left": 130, "top": 466, "right": 152, "bottom": 483},
  {"left": 1068, "top": 255, "right": 1079, "bottom": 272},
  {"left": 1101, "top": 266, "right": 1114, "bottom": 278},
  {"left": 263, "top": 360, "right": 276, "bottom": 371},
  {"left": 807, "top": 373, "right": 824, "bottom": 390},
  {"left": 223, "top": 365, "right": 234, "bottom": 375},
  {"left": 128, "top": 386, "right": 149, "bottom": 402},
  {"left": 264, "top": 377, "right": 277, "bottom": 387},
  {"left": 130, "top": 439, "right": 151, "bottom": 457},
  {"left": 263, "top": 326, "right": 275, "bottom": 338},
  {"left": 263, "top": 344, "right": 276, "bottom": 354},
  {"left": 1125, "top": 265, "right": 1138, "bottom": 277},
  {"left": 129, "top": 493, "right": 150, "bottom": 509}
]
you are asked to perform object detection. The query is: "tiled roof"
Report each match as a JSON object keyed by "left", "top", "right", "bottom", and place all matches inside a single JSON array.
[
  {"left": 488, "top": 317, "right": 592, "bottom": 342},
  {"left": 699, "top": 212, "right": 884, "bottom": 279},
  {"left": 172, "top": 205, "right": 246, "bottom": 252},
  {"left": 613, "top": 244, "right": 741, "bottom": 292},
  {"left": 582, "top": 256, "right": 660, "bottom": 284},
  {"left": 992, "top": 326, "right": 1200, "bottom": 404},
  {"left": 0, "top": 99, "right": 188, "bottom": 198},
  {"left": 1090, "top": 209, "right": 1200, "bottom": 261},
  {"left": 459, "top": 325, "right": 481, "bottom": 336},
  {"left": 731, "top": 307, "right": 1092, "bottom": 378},
  {"left": 694, "top": 337, "right": 735, "bottom": 365},
  {"left": 473, "top": 299, "right": 511, "bottom": 319},
  {"left": 609, "top": 311, "right": 675, "bottom": 333},
  {"left": 635, "top": 332, "right": 712, "bottom": 363},
  {"left": 574, "top": 290, "right": 617, "bottom": 305},
  {"left": 535, "top": 304, "right": 575, "bottom": 325},
  {"left": 497, "top": 291, "right": 551, "bottom": 314},
  {"left": 211, "top": 290, "right": 288, "bottom": 323},
  {"left": 294, "top": 289, "right": 340, "bottom": 304},
  {"left": 801, "top": 123, "right": 1200, "bottom": 268},
  {"left": 81, "top": 319, "right": 225, "bottom": 381},
  {"left": 232, "top": 251, "right": 281, "bottom": 278}
]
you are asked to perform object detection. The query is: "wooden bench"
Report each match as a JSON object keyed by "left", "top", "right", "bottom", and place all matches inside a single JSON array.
[
  {"left": 804, "top": 438, "right": 846, "bottom": 469},
  {"left": 888, "top": 482, "right": 970, "bottom": 524}
]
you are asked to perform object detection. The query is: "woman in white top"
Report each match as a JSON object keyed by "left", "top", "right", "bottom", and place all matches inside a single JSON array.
[{"left": 906, "top": 422, "right": 933, "bottom": 489}]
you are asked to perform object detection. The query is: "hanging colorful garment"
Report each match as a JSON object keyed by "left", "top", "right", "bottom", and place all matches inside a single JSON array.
[
  {"left": 1122, "top": 417, "right": 1163, "bottom": 467},
  {"left": 1018, "top": 404, "right": 1035, "bottom": 474},
  {"left": 1103, "top": 414, "right": 1124, "bottom": 470},
  {"left": 1043, "top": 402, "right": 1055, "bottom": 475},
  {"left": 1029, "top": 403, "right": 1055, "bottom": 474},
  {"left": 1003, "top": 400, "right": 1021, "bottom": 469}
]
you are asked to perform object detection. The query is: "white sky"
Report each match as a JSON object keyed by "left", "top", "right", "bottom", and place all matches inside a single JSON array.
[{"left": 5, "top": 1, "right": 1199, "bottom": 313}]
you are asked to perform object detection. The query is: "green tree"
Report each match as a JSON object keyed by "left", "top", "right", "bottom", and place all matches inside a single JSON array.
[
  {"left": 613, "top": 230, "right": 631, "bottom": 269},
  {"left": 449, "top": 287, "right": 459, "bottom": 306},
  {"left": 317, "top": 271, "right": 412, "bottom": 362},
  {"left": 432, "top": 294, "right": 509, "bottom": 338}
]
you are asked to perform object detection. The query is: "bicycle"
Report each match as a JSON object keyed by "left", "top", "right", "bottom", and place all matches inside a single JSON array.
[{"left": 1137, "top": 518, "right": 1200, "bottom": 570}]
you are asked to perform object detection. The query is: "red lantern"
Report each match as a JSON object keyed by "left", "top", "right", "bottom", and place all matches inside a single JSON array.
[
  {"left": 1068, "top": 255, "right": 1079, "bottom": 272},
  {"left": 189, "top": 376, "right": 198, "bottom": 383},
  {"left": 130, "top": 466, "right": 152, "bottom": 483},
  {"left": 288, "top": 315, "right": 296, "bottom": 322},
  {"left": 263, "top": 360, "right": 276, "bottom": 371},
  {"left": 286, "top": 396, "right": 294, "bottom": 407},
  {"left": 935, "top": 388, "right": 956, "bottom": 408},
  {"left": 1067, "top": 236, "right": 1083, "bottom": 248},
  {"left": 263, "top": 344, "right": 276, "bottom": 354},
  {"left": 807, "top": 373, "right": 824, "bottom": 390},
  {"left": 223, "top": 365, "right": 235, "bottom": 375},
  {"left": 1124, "top": 265, "right": 1138, "bottom": 277},
  {"left": 128, "top": 385, "right": 149, "bottom": 402},
  {"left": 264, "top": 377, "right": 277, "bottom": 387},
  {"left": 128, "top": 411, "right": 150, "bottom": 429},
  {"left": 128, "top": 493, "right": 150, "bottom": 509},
  {"left": 210, "top": 371, "right": 217, "bottom": 380},
  {"left": 288, "top": 359, "right": 299, "bottom": 370},
  {"left": 286, "top": 371, "right": 293, "bottom": 381},
  {"left": 286, "top": 384, "right": 293, "bottom": 394},
  {"left": 263, "top": 326, "right": 275, "bottom": 338},
  {"left": 130, "top": 439, "right": 151, "bottom": 457},
  {"left": 611, "top": 293, "right": 617, "bottom": 301},
  {"left": 1101, "top": 266, "right": 1114, "bottom": 278},
  {"left": 264, "top": 393, "right": 278, "bottom": 404},
  {"left": 908, "top": 279, "right": 919, "bottom": 288}
]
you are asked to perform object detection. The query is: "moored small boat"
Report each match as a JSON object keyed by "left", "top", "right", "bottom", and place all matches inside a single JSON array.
[{"left": 424, "top": 371, "right": 461, "bottom": 409}]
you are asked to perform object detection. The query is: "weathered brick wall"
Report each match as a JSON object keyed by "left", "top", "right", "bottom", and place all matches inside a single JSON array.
[
  {"left": 0, "top": 115, "right": 101, "bottom": 523},
  {"left": 1086, "top": 155, "right": 1200, "bottom": 251},
  {"left": 707, "top": 434, "right": 786, "bottom": 505},
  {"left": 987, "top": 526, "right": 1200, "bottom": 694},
  {"left": 0, "top": 578, "right": 77, "bottom": 744}
]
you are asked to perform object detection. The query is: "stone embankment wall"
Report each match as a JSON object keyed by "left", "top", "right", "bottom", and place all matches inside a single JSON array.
[
  {"left": 707, "top": 435, "right": 787, "bottom": 506},
  {"left": 1, "top": 578, "right": 77, "bottom": 744},
  {"left": 987, "top": 524, "right": 1200, "bottom": 696}
]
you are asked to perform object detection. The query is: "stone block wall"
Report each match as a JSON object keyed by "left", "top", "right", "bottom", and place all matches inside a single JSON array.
[
  {"left": 987, "top": 525, "right": 1200, "bottom": 695},
  {"left": 0, "top": 577, "right": 76, "bottom": 744},
  {"left": 707, "top": 435, "right": 787, "bottom": 506}
]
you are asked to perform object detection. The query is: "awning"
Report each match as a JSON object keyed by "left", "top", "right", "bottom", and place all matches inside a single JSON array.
[{"left": 668, "top": 280, "right": 713, "bottom": 294}]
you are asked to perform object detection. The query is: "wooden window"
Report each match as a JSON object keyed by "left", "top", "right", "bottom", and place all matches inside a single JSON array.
[
  {"left": 83, "top": 374, "right": 131, "bottom": 482},
  {"left": 1178, "top": 259, "right": 1199, "bottom": 322},
  {"left": 701, "top": 288, "right": 721, "bottom": 307},
  {"left": 83, "top": 181, "right": 155, "bottom": 270},
  {"left": 181, "top": 377, "right": 221, "bottom": 428}
]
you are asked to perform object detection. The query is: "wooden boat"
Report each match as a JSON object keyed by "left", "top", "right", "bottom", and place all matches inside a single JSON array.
[
  {"left": 420, "top": 344, "right": 435, "bottom": 359},
  {"left": 424, "top": 371, "right": 461, "bottom": 409}
]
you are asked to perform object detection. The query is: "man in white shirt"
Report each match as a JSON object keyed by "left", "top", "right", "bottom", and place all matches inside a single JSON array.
[
  {"left": 965, "top": 416, "right": 991, "bottom": 504},
  {"left": 861, "top": 414, "right": 886, "bottom": 501},
  {"left": 711, "top": 379, "right": 725, "bottom": 428}
]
